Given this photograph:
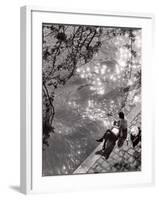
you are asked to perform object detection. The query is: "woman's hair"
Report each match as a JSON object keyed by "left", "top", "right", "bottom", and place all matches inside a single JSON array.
[{"left": 118, "top": 112, "right": 124, "bottom": 119}]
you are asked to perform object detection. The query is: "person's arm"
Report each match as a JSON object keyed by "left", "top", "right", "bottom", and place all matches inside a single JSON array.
[
  {"left": 119, "top": 127, "right": 123, "bottom": 137},
  {"left": 118, "top": 120, "right": 124, "bottom": 137}
]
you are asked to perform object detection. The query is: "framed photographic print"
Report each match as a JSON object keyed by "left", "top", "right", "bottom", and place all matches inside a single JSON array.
[{"left": 20, "top": 6, "right": 154, "bottom": 194}]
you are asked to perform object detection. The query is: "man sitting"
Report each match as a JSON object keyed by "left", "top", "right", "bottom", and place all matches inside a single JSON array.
[{"left": 96, "top": 112, "right": 128, "bottom": 159}]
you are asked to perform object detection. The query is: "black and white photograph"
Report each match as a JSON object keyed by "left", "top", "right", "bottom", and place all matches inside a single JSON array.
[{"left": 42, "top": 23, "right": 142, "bottom": 176}]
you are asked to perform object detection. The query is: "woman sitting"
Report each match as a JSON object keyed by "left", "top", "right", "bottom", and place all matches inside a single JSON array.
[{"left": 96, "top": 112, "right": 128, "bottom": 159}]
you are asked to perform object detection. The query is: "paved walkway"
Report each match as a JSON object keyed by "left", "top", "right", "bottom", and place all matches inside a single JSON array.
[{"left": 73, "top": 103, "right": 141, "bottom": 174}]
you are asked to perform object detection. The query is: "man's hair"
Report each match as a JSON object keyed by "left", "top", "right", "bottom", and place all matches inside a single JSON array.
[{"left": 118, "top": 112, "right": 124, "bottom": 119}]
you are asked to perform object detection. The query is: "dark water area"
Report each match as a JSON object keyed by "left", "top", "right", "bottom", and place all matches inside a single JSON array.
[
  {"left": 42, "top": 77, "right": 108, "bottom": 176},
  {"left": 42, "top": 120, "right": 104, "bottom": 176}
]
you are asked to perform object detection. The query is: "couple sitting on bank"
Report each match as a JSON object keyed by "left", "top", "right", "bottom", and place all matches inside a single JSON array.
[{"left": 96, "top": 111, "right": 128, "bottom": 159}]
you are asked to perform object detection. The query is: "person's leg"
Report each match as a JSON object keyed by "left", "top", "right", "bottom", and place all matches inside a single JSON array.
[
  {"left": 103, "top": 140, "right": 116, "bottom": 159},
  {"left": 102, "top": 139, "right": 107, "bottom": 151},
  {"left": 96, "top": 130, "right": 110, "bottom": 142},
  {"left": 117, "top": 137, "right": 126, "bottom": 148},
  {"left": 118, "top": 129, "right": 127, "bottom": 148},
  {"left": 102, "top": 130, "right": 112, "bottom": 150}
]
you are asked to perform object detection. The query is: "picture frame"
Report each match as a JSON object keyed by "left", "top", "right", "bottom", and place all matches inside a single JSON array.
[{"left": 20, "top": 6, "right": 154, "bottom": 194}]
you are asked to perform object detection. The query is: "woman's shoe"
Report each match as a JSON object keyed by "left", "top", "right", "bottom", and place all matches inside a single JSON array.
[
  {"left": 104, "top": 155, "right": 109, "bottom": 160},
  {"left": 96, "top": 138, "right": 103, "bottom": 142}
]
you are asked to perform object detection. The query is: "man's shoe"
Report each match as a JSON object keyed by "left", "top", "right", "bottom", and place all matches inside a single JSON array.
[
  {"left": 96, "top": 138, "right": 103, "bottom": 142},
  {"left": 104, "top": 155, "right": 109, "bottom": 160}
]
